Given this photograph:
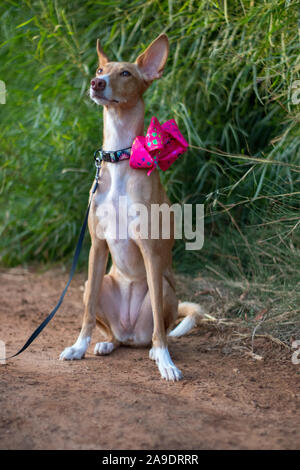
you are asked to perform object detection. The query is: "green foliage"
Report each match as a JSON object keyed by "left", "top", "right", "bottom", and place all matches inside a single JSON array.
[{"left": 0, "top": 0, "right": 299, "bottom": 319}]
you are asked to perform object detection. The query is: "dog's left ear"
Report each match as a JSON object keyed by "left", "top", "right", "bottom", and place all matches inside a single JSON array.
[
  {"left": 97, "top": 39, "right": 109, "bottom": 67},
  {"left": 135, "top": 34, "right": 169, "bottom": 83}
]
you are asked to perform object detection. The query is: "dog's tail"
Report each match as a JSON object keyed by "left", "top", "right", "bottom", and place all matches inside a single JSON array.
[{"left": 168, "top": 302, "right": 204, "bottom": 337}]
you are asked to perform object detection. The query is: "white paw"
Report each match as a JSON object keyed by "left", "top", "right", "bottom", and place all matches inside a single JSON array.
[
  {"left": 59, "top": 336, "right": 90, "bottom": 361},
  {"left": 94, "top": 342, "right": 115, "bottom": 356},
  {"left": 149, "top": 347, "right": 156, "bottom": 361},
  {"left": 149, "top": 346, "right": 183, "bottom": 382}
]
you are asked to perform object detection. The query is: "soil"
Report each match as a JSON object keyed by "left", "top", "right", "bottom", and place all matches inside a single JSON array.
[{"left": 0, "top": 267, "right": 299, "bottom": 450}]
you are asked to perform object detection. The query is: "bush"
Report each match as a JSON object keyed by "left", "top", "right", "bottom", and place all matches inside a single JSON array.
[{"left": 0, "top": 0, "right": 299, "bottom": 315}]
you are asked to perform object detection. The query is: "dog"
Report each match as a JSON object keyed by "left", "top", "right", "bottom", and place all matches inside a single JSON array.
[{"left": 59, "top": 33, "right": 202, "bottom": 381}]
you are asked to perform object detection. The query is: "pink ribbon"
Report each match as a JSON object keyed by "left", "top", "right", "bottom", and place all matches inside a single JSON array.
[{"left": 129, "top": 116, "right": 189, "bottom": 175}]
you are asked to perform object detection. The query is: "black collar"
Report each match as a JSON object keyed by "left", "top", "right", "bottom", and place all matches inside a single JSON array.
[{"left": 94, "top": 147, "right": 131, "bottom": 163}]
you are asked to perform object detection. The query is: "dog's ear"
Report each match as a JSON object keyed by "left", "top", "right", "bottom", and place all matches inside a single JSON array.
[
  {"left": 135, "top": 34, "right": 169, "bottom": 83},
  {"left": 96, "top": 39, "right": 109, "bottom": 67}
]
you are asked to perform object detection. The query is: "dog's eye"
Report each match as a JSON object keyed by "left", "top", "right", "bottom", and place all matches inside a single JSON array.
[
  {"left": 120, "top": 70, "right": 131, "bottom": 77},
  {"left": 97, "top": 68, "right": 103, "bottom": 74}
]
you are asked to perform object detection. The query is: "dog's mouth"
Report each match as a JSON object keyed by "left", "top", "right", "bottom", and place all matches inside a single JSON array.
[{"left": 90, "top": 88, "right": 119, "bottom": 104}]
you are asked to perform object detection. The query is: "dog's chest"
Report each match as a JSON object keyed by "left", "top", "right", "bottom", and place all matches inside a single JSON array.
[
  {"left": 92, "top": 165, "right": 148, "bottom": 276},
  {"left": 95, "top": 167, "right": 136, "bottom": 238}
]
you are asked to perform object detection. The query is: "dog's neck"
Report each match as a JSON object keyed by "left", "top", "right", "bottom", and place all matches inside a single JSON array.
[{"left": 102, "top": 99, "right": 145, "bottom": 151}]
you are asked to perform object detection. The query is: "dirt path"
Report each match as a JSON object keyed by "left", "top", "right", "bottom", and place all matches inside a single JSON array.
[{"left": 0, "top": 268, "right": 299, "bottom": 450}]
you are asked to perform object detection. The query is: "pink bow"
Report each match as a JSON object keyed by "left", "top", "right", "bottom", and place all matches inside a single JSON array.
[{"left": 129, "top": 116, "right": 189, "bottom": 175}]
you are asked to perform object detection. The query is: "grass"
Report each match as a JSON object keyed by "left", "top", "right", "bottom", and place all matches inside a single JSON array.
[{"left": 0, "top": 0, "right": 299, "bottom": 342}]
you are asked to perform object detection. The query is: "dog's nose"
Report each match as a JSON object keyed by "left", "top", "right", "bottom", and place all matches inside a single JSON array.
[{"left": 91, "top": 78, "right": 106, "bottom": 91}]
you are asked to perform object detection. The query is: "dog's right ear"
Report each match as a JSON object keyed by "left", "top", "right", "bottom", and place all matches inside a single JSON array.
[
  {"left": 96, "top": 39, "right": 109, "bottom": 67},
  {"left": 135, "top": 34, "right": 169, "bottom": 83}
]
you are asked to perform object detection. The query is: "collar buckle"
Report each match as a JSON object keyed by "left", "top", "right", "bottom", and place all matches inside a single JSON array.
[{"left": 94, "top": 147, "right": 131, "bottom": 164}]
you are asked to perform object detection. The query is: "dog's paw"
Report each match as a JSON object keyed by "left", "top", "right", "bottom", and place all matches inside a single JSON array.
[
  {"left": 149, "top": 347, "right": 156, "bottom": 361},
  {"left": 94, "top": 342, "right": 116, "bottom": 356},
  {"left": 149, "top": 346, "right": 183, "bottom": 382},
  {"left": 158, "top": 361, "right": 183, "bottom": 382},
  {"left": 59, "top": 346, "right": 85, "bottom": 360},
  {"left": 59, "top": 337, "right": 90, "bottom": 361}
]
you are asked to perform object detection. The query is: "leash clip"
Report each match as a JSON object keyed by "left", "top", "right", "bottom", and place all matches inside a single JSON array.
[
  {"left": 94, "top": 148, "right": 102, "bottom": 166},
  {"left": 94, "top": 158, "right": 101, "bottom": 183},
  {"left": 93, "top": 151, "right": 102, "bottom": 193},
  {"left": 94, "top": 156, "right": 101, "bottom": 169}
]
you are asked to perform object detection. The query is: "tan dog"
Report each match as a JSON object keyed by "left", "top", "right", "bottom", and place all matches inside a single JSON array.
[{"left": 59, "top": 34, "right": 202, "bottom": 381}]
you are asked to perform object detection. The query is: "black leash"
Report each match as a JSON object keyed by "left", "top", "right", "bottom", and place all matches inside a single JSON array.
[{"left": 2, "top": 156, "right": 102, "bottom": 361}]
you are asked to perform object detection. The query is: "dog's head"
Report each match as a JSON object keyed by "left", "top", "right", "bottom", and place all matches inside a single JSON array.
[{"left": 90, "top": 34, "right": 169, "bottom": 108}]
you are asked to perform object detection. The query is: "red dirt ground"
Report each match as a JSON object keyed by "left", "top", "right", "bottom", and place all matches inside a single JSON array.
[{"left": 0, "top": 267, "right": 299, "bottom": 450}]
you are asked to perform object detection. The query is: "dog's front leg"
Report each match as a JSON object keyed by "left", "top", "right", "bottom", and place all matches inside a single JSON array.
[
  {"left": 141, "top": 249, "right": 182, "bottom": 381},
  {"left": 60, "top": 238, "right": 108, "bottom": 360}
]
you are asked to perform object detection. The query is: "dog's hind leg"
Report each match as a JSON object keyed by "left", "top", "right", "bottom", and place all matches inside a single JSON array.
[{"left": 60, "top": 238, "right": 109, "bottom": 360}]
